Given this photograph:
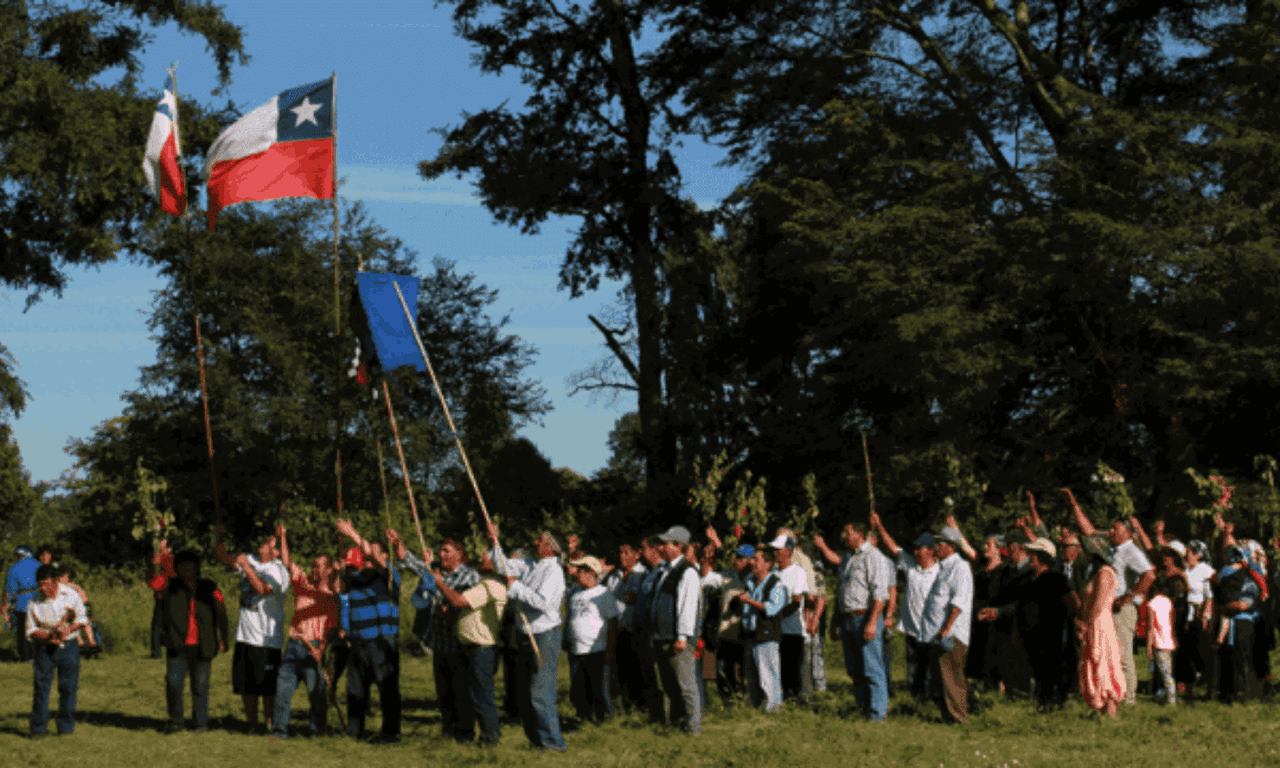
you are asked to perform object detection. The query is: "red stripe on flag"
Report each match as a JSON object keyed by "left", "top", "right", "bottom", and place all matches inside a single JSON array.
[
  {"left": 206, "top": 138, "right": 334, "bottom": 231},
  {"left": 159, "top": 131, "right": 187, "bottom": 217}
]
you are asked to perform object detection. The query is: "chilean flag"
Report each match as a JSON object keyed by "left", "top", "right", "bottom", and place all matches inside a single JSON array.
[
  {"left": 203, "top": 77, "right": 335, "bottom": 231},
  {"left": 143, "top": 72, "right": 186, "bottom": 216}
]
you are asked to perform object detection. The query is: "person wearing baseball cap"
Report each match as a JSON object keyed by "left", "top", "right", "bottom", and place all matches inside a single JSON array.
[
  {"left": 5, "top": 544, "right": 39, "bottom": 662},
  {"left": 648, "top": 525, "right": 702, "bottom": 734},
  {"left": 868, "top": 514, "right": 940, "bottom": 702},
  {"left": 566, "top": 554, "right": 618, "bottom": 725},
  {"left": 918, "top": 524, "right": 974, "bottom": 723}
]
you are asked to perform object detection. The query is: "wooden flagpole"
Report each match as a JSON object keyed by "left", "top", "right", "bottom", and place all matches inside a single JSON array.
[
  {"left": 330, "top": 71, "right": 344, "bottom": 545},
  {"left": 861, "top": 431, "right": 876, "bottom": 516},
  {"left": 381, "top": 380, "right": 428, "bottom": 556},
  {"left": 388, "top": 280, "right": 541, "bottom": 666},
  {"left": 195, "top": 314, "right": 221, "bottom": 528}
]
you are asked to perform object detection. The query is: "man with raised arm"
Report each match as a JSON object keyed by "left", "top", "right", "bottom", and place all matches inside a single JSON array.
[
  {"left": 149, "top": 547, "right": 229, "bottom": 734},
  {"left": 869, "top": 512, "right": 940, "bottom": 700},
  {"left": 215, "top": 525, "right": 289, "bottom": 733},
  {"left": 1063, "top": 488, "right": 1154, "bottom": 705},
  {"left": 920, "top": 525, "right": 975, "bottom": 723},
  {"left": 432, "top": 547, "right": 507, "bottom": 748},
  {"left": 335, "top": 518, "right": 402, "bottom": 743},
  {"left": 813, "top": 520, "right": 893, "bottom": 722},
  {"left": 271, "top": 524, "right": 339, "bottom": 740},
  {"left": 487, "top": 522, "right": 567, "bottom": 753},
  {"left": 423, "top": 536, "right": 482, "bottom": 743}
]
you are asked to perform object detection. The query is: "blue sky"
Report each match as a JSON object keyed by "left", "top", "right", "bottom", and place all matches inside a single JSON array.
[{"left": 1, "top": 0, "right": 745, "bottom": 485}]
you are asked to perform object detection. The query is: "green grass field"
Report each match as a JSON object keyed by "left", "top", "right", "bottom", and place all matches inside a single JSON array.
[{"left": 3, "top": 577, "right": 1280, "bottom": 767}]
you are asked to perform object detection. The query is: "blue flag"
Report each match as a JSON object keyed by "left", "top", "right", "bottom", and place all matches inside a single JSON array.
[{"left": 353, "top": 273, "right": 425, "bottom": 374}]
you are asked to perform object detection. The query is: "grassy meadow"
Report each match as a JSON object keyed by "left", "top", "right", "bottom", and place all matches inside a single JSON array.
[{"left": 2, "top": 574, "right": 1280, "bottom": 767}]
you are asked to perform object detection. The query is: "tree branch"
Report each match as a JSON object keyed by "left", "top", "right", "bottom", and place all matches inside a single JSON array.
[{"left": 589, "top": 314, "right": 641, "bottom": 385}]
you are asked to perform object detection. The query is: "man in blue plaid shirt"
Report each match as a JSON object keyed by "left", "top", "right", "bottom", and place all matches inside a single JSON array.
[{"left": 423, "top": 538, "right": 481, "bottom": 742}]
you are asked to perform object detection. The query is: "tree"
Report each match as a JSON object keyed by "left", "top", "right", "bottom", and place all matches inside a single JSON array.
[
  {"left": 0, "top": 0, "right": 246, "bottom": 415},
  {"left": 420, "top": 0, "right": 709, "bottom": 519},
  {"left": 638, "top": 0, "right": 1280, "bottom": 527},
  {"left": 65, "top": 198, "right": 548, "bottom": 557}
]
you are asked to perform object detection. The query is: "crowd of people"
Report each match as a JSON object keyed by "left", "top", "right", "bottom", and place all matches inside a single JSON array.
[{"left": 3, "top": 488, "right": 1276, "bottom": 744}]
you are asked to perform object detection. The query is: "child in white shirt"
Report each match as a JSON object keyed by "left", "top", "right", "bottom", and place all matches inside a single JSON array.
[
  {"left": 1146, "top": 579, "right": 1177, "bottom": 705},
  {"left": 566, "top": 556, "right": 619, "bottom": 723}
]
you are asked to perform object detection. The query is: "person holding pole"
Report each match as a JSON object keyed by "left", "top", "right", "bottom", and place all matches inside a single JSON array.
[
  {"left": 813, "top": 521, "right": 892, "bottom": 722},
  {"left": 487, "top": 521, "right": 567, "bottom": 753},
  {"left": 868, "top": 512, "right": 940, "bottom": 701},
  {"left": 271, "top": 524, "right": 339, "bottom": 740},
  {"left": 423, "top": 536, "right": 482, "bottom": 743},
  {"left": 215, "top": 525, "right": 289, "bottom": 734},
  {"left": 148, "top": 548, "right": 229, "bottom": 734},
  {"left": 336, "top": 519, "right": 402, "bottom": 744}
]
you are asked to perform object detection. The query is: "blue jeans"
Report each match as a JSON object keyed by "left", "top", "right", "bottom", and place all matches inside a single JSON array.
[
  {"left": 462, "top": 644, "right": 500, "bottom": 746},
  {"left": 166, "top": 647, "right": 212, "bottom": 731},
  {"left": 840, "top": 613, "right": 888, "bottom": 721},
  {"left": 518, "top": 626, "right": 565, "bottom": 750},
  {"left": 745, "top": 639, "right": 782, "bottom": 712},
  {"left": 32, "top": 642, "right": 79, "bottom": 734},
  {"left": 273, "top": 639, "right": 327, "bottom": 738},
  {"left": 346, "top": 638, "right": 400, "bottom": 738},
  {"left": 568, "top": 651, "right": 611, "bottom": 723}
]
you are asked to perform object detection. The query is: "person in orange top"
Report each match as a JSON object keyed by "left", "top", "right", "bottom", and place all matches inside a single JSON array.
[
  {"left": 147, "top": 545, "right": 230, "bottom": 733},
  {"left": 271, "top": 523, "right": 340, "bottom": 740}
]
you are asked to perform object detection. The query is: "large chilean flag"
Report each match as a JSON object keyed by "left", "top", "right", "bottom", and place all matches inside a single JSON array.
[
  {"left": 143, "top": 72, "right": 186, "bottom": 216},
  {"left": 203, "top": 77, "right": 335, "bottom": 231}
]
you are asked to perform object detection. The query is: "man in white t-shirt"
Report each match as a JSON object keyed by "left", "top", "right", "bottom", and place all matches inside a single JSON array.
[
  {"left": 766, "top": 534, "right": 811, "bottom": 702},
  {"left": 566, "top": 555, "right": 619, "bottom": 724},
  {"left": 216, "top": 524, "right": 290, "bottom": 733}
]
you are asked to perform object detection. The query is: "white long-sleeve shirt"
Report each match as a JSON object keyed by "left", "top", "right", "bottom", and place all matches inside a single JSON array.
[{"left": 505, "top": 555, "right": 565, "bottom": 634}]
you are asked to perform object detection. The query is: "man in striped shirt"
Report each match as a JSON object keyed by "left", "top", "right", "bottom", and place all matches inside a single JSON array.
[{"left": 336, "top": 519, "right": 401, "bottom": 744}]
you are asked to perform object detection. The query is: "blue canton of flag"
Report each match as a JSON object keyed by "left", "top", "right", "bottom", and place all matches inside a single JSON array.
[{"left": 276, "top": 79, "right": 333, "bottom": 142}]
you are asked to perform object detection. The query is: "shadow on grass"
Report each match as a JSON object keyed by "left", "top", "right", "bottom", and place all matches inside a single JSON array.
[{"left": 77, "top": 710, "right": 171, "bottom": 732}]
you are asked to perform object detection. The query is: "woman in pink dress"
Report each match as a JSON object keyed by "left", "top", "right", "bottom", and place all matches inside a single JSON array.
[{"left": 1077, "top": 535, "right": 1126, "bottom": 716}]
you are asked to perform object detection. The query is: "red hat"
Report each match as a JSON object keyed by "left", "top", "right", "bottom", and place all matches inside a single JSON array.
[{"left": 343, "top": 547, "right": 364, "bottom": 569}]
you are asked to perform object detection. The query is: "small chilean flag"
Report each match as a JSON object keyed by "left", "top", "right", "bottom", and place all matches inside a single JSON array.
[
  {"left": 143, "top": 71, "right": 187, "bottom": 216},
  {"left": 203, "top": 77, "right": 335, "bottom": 231}
]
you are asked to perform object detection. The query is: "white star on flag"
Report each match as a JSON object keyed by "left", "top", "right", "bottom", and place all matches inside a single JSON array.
[{"left": 291, "top": 96, "right": 322, "bottom": 127}]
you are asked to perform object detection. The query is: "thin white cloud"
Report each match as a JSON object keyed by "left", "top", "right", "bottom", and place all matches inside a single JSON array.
[{"left": 341, "top": 165, "right": 481, "bottom": 206}]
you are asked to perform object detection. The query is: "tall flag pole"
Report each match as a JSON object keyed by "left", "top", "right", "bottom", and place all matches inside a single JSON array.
[
  {"left": 143, "top": 65, "right": 187, "bottom": 216},
  {"left": 194, "top": 314, "right": 221, "bottom": 528},
  {"left": 330, "top": 72, "right": 343, "bottom": 523},
  {"left": 861, "top": 431, "right": 876, "bottom": 516}
]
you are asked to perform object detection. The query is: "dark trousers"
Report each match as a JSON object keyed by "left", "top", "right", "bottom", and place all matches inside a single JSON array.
[
  {"left": 150, "top": 600, "right": 165, "bottom": 658},
  {"left": 14, "top": 612, "right": 32, "bottom": 662},
  {"left": 434, "top": 650, "right": 473, "bottom": 741},
  {"left": 716, "top": 640, "right": 746, "bottom": 703},
  {"left": 633, "top": 631, "right": 664, "bottom": 723},
  {"left": 780, "top": 634, "right": 807, "bottom": 701},
  {"left": 928, "top": 639, "right": 968, "bottom": 724},
  {"left": 615, "top": 629, "right": 648, "bottom": 712},
  {"left": 990, "top": 628, "right": 1032, "bottom": 696},
  {"left": 32, "top": 642, "right": 80, "bottom": 734},
  {"left": 165, "top": 647, "right": 212, "bottom": 731},
  {"left": 346, "top": 638, "right": 400, "bottom": 738},
  {"left": 272, "top": 639, "right": 327, "bottom": 738},
  {"left": 1028, "top": 635, "right": 1067, "bottom": 707},
  {"left": 1211, "top": 620, "right": 1259, "bottom": 703},
  {"left": 569, "top": 651, "right": 612, "bottom": 722},
  {"left": 501, "top": 643, "right": 521, "bottom": 718},
  {"left": 905, "top": 635, "right": 934, "bottom": 699}
]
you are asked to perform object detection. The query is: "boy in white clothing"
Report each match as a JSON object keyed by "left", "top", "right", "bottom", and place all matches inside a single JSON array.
[
  {"left": 566, "top": 555, "right": 619, "bottom": 723},
  {"left": 1146, "top": 578, "right": 1177, "bottom": 705}
]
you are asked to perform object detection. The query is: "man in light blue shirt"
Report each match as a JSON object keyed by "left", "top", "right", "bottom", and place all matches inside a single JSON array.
[
  {"left": 488, "top": 523, "right": 567, "bottom": 752},
  {"left": 650, "top": 525, "right": 702, "bottom": 735},
  {"left": 869, "top": 516, "right": 940, "bottom": 701},
  {"left": 920, "top": 526, "right": 974, "bottom": 724},
  {"left": 738, "top": 546, "right": 787, "bottom": 712}
]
